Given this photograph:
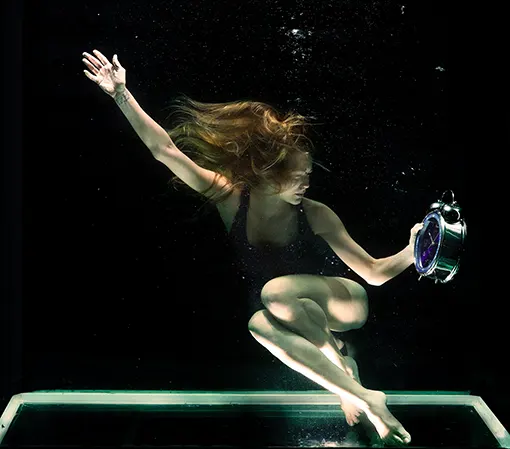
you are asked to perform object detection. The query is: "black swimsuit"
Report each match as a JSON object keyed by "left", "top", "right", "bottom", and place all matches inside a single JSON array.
[{"left": 228, "top": 185, "right": 349, "bottom": 317}]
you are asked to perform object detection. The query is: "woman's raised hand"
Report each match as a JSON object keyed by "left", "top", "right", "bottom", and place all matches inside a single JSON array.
[{"left": 82, "top": 49, "right": 126, "bottom": 98}]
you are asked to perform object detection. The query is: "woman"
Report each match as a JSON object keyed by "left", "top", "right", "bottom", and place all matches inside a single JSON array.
[{"left": 82, "top": 49, "right": 421, "bottom": 445}]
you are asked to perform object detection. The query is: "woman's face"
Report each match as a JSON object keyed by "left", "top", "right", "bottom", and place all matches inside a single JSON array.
[{"left": 279, "top": 154, "right": 312, "bottom": 204}]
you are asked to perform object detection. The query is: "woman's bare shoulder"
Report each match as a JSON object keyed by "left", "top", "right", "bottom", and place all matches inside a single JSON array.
[
  {"left": 224, "top": 185, "right": 242, "bottom": 207},
  {"left": 302, "top": 196, "right": 326, "bottom": 213},
  {"left": 302, "top": 197, "right": 334, "bottom": 234}
]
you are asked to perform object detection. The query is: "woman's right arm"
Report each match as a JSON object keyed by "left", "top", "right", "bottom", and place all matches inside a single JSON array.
[
  {"left": 114, "top": 89, "right": 232, "bottom": 198},
  {"left": 113, "top": 88, "right": 172, "bottom": 156},
  {"left": 83, "top": 50, "right": 232, "bottom": 199}
]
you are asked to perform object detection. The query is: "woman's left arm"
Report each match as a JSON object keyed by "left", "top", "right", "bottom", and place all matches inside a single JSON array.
[
  {"left": 370, "top": 234, "right": 420, "bottom": 286},
  {"left": 312, "top": 202, "right": 423, "bottom": 286}
]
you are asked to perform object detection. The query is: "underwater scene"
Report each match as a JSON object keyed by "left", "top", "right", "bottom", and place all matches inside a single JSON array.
[{"left": 2, "top": 0, "right": 501, "bottom": 447}]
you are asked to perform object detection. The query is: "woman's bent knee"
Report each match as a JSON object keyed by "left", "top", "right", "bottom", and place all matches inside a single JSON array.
[
  {"left": 260, "top": 279, "right": 303, "bottom": 320},
  {"left": 352, "top": 281, "right": 369, "bottom": 303},
  {"left": 260, "top": 278, "right": 290, "bottom": 306},
  {"left": 248, "top": 309, "right": 272, "bottom": 335}
]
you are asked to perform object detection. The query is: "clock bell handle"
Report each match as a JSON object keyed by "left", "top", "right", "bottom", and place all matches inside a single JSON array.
[{"left": 440, "top": 190, "right": 462, "bottom": 223}]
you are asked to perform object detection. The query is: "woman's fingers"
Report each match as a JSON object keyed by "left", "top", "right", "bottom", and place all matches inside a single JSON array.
[
  {"left": 82, "top": 51, "right": 102, "bottom": 70},
  {"left": 83, "top": 70, "right": 97, "bottom": 82},
  {"left": 82, "top": 58, "right": 99, "bottom": 75},
  {"left": 92, "top": 49, "right": 110, "bottom": 66}
]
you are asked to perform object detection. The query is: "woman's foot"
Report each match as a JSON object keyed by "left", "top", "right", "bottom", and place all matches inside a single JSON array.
[
  {"left": 333, "top": 338, "right": 410, "bottom": 443},
  {"left": 363, "top": 390, "right": 412, "bottom": 445},
  {"left": 330, "top": 337, "right": 364, "bottom": 426},
  {"left": 340, "top": 356, "right": 363, "bottom": 426}
]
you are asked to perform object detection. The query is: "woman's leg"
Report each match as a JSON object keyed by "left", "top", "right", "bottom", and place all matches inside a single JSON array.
[
  {"left": 249, "top": 308, "right": 369, "bottom": 407},
  {"left": 259, "top": 275, "right": 369, "bottom": 425},
  {"left": 248, "top": 275, "right": 411, "bottom": 445},
  {"left": 248, "top": 310, "right": 411, "bottom": 445},
  {"left": 260, "top": 275, "right": 368, "bottom": 376}
]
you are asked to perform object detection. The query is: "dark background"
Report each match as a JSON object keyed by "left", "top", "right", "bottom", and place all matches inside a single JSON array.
[{"left": 3, "top": 0, "right": 501, "bottom": 438}]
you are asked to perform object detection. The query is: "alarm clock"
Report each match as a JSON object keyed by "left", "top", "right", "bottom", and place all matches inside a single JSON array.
[{"left": 414, "top": 190, "right": 467, "bottom": 283}]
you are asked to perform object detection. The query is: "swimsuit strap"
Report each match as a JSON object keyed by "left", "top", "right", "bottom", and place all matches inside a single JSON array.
[
  {"left": 230, "top": 184, "right": 250, "bottom": 236},
  {"left": 240, "top": 184, "right": 251, "bottom": 209},
  {"left": 233, "top": 185, "right": 311, "bottom": 238}
]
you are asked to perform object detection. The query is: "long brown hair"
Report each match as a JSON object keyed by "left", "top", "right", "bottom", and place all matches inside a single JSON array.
[{"left": 164, "top": 95, "right": 317, "bottom": 204}]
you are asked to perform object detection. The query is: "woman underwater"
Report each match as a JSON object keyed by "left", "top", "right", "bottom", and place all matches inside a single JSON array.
[{"left": 82, "top": 49, "right": 422, "bottom": 445}]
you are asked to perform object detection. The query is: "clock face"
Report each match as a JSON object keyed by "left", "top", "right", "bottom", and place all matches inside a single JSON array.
[{"left": 416, "top": 217, "right": 441, "bottom": 270}]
